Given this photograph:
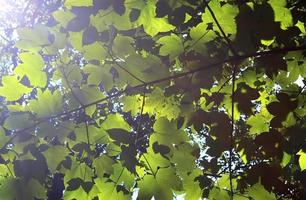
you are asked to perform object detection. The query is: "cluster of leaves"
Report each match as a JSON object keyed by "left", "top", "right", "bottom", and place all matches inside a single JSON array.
[{"left": 0, "top": 0, "right": 305, "bottom": 199}]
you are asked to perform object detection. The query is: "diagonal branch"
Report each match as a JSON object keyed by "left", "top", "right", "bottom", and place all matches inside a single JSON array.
[
  {"left": 102, "top": 44, "right": 146, "bottom": 84},
  {"left": 1, "top": 45, "right": 305, "bottom": 152},
  {"left": 142, "top": 154, "right": 156, "bottom": 177},
  {"left": 205, "top": 1, "right": 238, "bottom": 56}
]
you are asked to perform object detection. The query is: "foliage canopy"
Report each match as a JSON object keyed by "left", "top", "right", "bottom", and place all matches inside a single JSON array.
[{"left": 0, "top": 0, "right": 305, "bottom": 199}]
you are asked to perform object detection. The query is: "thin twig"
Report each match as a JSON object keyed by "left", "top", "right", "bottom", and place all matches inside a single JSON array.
[
  {"left": 177, "top": 73, "right": 195, "bottom": 99},
  {"left": 295, "top": 84, "right": 306, "bottom": 98},
  {"left": 135, "top": 92, "right": 146, "bottom": 145},
  {"left": 186, "top": 30, "right": 210, "bottom": 51},
  {"left": 5, "top": 164, "right": 14, "bottom": 177},
  {"left": 103, "top": 45, "right": 146, "bottom": 84},
  {"left": 205, "top": 3, "right": 237, "bottom": 56},
  {"left": 229, "top": 66, "right": 236, "bottom": 200},
  {"left": 114, "top": 167, "right": 125, "bottom": 186},
  {"left": 217, "top": 74, "right": 234, "bottom": 93},
  {"left": 59, "top": 65, "right": 83, "bottom": 106},
  {"left": 85, "top": 121, "right": 90, "bottom": 147},
  {"left": 142, "top": 154, "right": 156, "bottom": 177},
  {"left": 205, "top": 2, "right": 238, "bottom": 198}
]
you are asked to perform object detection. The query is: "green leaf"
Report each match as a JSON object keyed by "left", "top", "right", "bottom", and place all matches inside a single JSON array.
[
  {"left": 144, "top": 88, "right": 180, "bottom": 120},
  {"left": 14, "top": 52, "right": 47, "bottom": 87},
  {"left": 0, "top": 76, "right": 32, "bottom": 101},
  {"left": 281, "top": 152, "right": 291, "bottom": 167},
  {"left": 138, "top": 174, "right": 172, "bottom": 200},
  {"left": 140, "top": 148, "right": 170, "bottom": 174},
  {"left": 209, "top": 187, "right": 230, "bottom": 200},
  {"left": 217, "top": 174, "right": 237, "bottom": 190},
  {"left": 268, "top": 0, "right": 293, "bottom": 29},
  {"left": 101, "top": 114, "right": 131, "bottom": 132},
  {"left": 157, "top": 34, "right": 184, "bottom": 60},
  {"left": 151, "top": 117, "right": 188, "bottom": 146},
  {"left": 63, "top": 187, "right": 88, "bottom": 200},
  {"left": 247, "top": 183, "right": 276, "bottom": 200},
  {"left": 54, "top": 63, "right": 83, "bottom": 87},
  {"left": 70, "top": 85, "right": 104, "bottom": 108},
  {"left": 107, "top": 129, "right": 132, "bottom": 145},
  {"left": 171, "top": 143, "right": 197, "bottom": 173},
  {"left": 95, "top": 178, "right": 130, "bottom": 200},
  {"left": 43, "top": 145, "right": 68, "bottom": 173},
  {"left": 0, "top": 127, "right": 9, "bottom": 147},
  {"left": 202, "top": 0, "right": 238, "bottom": 35},
  {"left": 296, "top": 20, "right": 305, "bottom": 34},
  {"left": 3, "top": 113, "right": 33, "bottom": 131},
  {"left": 106, "top": 143, "right": 122, "bottom": 157},
  {"left": 65, "top": 0, "right": 93, "bottom": 7},
  {"left": 83, "top": 42, "right": 108, "bottom": 61},
  {"left": 45, "top": 30, "right": 67, "bottom": 54},
  {"left": 69, "top": 31, "right": 83, "bottom": 51},
  {"left": 114, "top": 54, "right": 169, "bottom": 86},
  {"left": 138, "top": 168, "right": 182, "bottom": 200},
  {"left": 112, "top": 35, "right": 134, "bottom": 57},
  {"left": 0, "top": 0, "right": 304, "bottom": 198},
  {"left": 246, "top": 114, "right": 269, "bottom": 135},
  {"left": 53, "top": 9, "right": 76, "bottom": 27},
  {"left": 297, "top": 150, "right": 306, "bottom": 171},
  {"left": 16, "top": 25, "right": 50, "bottom": 51},
  {"left": 0, "top": 178, "right": 46, "bottom": 200},
  {"left": 189, "top": 27, "right": 215, "bottom": 53},
  {"left": 91, "top": 7, "right": 133, "bottom": 31},
  {"left": 83, "top": 64, "right": 114, "bottom": 91},
  {"left": 93, "top": 155, "right": 115, "bottom": 176},
  {"left": 121, "top": 95, "right": 143, "bottom": 116},
  {"left": 136, "top": 0, "right": 175, "bottom": 36},
  {"left": 37, "top": 121, "right": 74, "bottom": 140},
  {"left": 181, "top": 169, "right": 203, "bottom": 200},
  {"left": 63, "top": 160, "right": 94, "bottom": 183},
  {"left": 110, "top": 163, "right": 134, "bottom": 189},
  {"left": 63, "top": 185, "right": 99, "bottom": 200},
  {"left": 74, "top": 124, "right": 109, "bottom": 145},
  {"left": 28, "top": 89, "right": 62, "bottom": 118}
]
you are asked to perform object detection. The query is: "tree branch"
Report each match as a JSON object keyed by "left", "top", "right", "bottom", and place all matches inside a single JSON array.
[
  {"left": 103, "top": 44, "right": 146, "bottom": 84},
  {"left": 205, "top": 2, "right": 237, "bottom": 56},
  {"left": 1, "top": 45, "right": 305, "bottom": 151},
  {"left": 229, "top": 66, "right": 236, "bottom": 200}
]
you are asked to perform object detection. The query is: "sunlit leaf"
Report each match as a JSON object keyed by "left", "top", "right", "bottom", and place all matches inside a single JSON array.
[
  {"left": 136, "top": 0, "right": 175, "bottom": 36},
  {"left": 246, "top": 114, "right": 269, "bottom": 135},
  {"left": 297, "top": 150, "right": 306, "bottom": 171},
  {"left": 28, "top": 89, "right": 62, "bottom": 118},
  {"left": 65, "top": 0, "right": 93, "bottom": 7},
  {"left": 0, "top": 76, "right": 32, "bottom": 101},
  {"left": 247, "top": 183, "right": 276, "bottom": 200},
  {"left": 16, "top": 25, "right": 50, "bottom": 51},
  {"left": 43, "top": 145, "right": 68, "bottom": 173},
  {"left": 157, "top": 34, "right": 184, "bottom": 60},
  {"left": 269, "top": 0, "right": 293, "bottom": 29},
  {"left": 202, "top": 0, "right": 239, "bottom": 35}
]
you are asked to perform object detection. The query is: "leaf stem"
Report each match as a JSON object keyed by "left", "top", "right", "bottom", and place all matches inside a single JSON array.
[{"left": 142, "top": 154, "right": 156, "bottom": 178}]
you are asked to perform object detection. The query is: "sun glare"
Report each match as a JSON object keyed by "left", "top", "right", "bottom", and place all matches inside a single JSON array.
[{"left": 0, "top": 1, "right": 10, "bottom": 11}]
